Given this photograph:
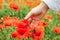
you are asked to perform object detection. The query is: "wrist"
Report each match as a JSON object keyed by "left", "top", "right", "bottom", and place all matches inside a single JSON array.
[
  {"left": 39, "top": 2, "right": 49, "bottom": 10},
  {"left": 35, "top": 1, "right": 49, "bottom": 11},
  {"left": 42, "top": 2, "right": 49, "bottom": 9}
]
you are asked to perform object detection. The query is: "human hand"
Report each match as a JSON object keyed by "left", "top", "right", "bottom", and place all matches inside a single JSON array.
[
  {"left": 24, "top": 2, "right": 49, "bottom": 28},
  {"left": 25, "top": 2, "right": 48, "bottom": 20}
]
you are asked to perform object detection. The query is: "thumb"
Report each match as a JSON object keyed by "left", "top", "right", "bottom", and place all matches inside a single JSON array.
[
  {"left": 24, "top": 12, "right": 34, "bottom": 24},
  {"left": 24, "top": 12, "right": 32, "bottom": 19}
]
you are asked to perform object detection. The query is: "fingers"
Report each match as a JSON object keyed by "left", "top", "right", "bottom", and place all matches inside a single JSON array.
[
  {"left": 24, "top": 12, "right": 34, "bottom": 23},
  {"left": 30, "top": 10, "right": 47, "bottom": 27},
  {"left": 24, "top": 12, "right": 32, "bottom": 19}
]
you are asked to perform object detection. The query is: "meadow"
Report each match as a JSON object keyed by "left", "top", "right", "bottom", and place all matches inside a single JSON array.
[{"left": 0, "top": 0, "right": 60, "bottom": 40}]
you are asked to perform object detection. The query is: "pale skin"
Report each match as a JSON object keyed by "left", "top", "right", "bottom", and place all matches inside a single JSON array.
[{"left": 24, "top": 2, "right": 49, "bottom": 27}]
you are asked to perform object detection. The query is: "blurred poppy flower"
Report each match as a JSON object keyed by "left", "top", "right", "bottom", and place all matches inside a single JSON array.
[
  {"left": 9, "top": 0, "right": 14, "bottom": 3},
  {"left": 53, "top": 26, "right": 60, "bottom": 34},
  {"left": 10, "top": 3, "right": 19, "bottom": 10},
  {"left": 11, "top": 19, "right": 44, "bottom": 40},
  {"left": 0, "top": 24, "right": 3, "bottom": 29},
  {"left": 17, "top": 28, "right": 27, "bottom": 35},
  {"left": 29, "top": 29, "right": 44, "bottom": 40},
  {"left": 0, "top": 0, "right": 2, "bottom": 3},
  {"left": 16, "top": 22, "right": 28, "bottom": 28},
  {"left": 0, "top": 4, "right": 2, "bottom": 8},
  {"left": 27, "top": 1, "right": 33, "bottom": 6},
  {"left": 29, "top": 25, "right": 44, "bottom": 40},
  {"left": 34, "top": 36, "right": 40, "bottom": 40},
  {"left": 29, "top": 33, "right": 40, "bottom": 40},
  {"left": 39, "top": 20, "right": 47, "bottom": 27},
  {"left": 3, "top": 20, "right": 12, "bottom": 26},
  {"left": 3, "top": 16, "right": 19, "bottom": 26},
  {"left": 11, "top": 17, "right": 19, "bottom": 26},
  {"left": 3, "top": 16, "right": 10, "bottom": 20},
  {"left": 28, "top": 32, "right": 35, "bottom": 38},
  {"left": 58, "top": 11, "right": 60, "bottom": 15},
  {"left": 14, "top": 19, "right": 30, "bottom": 38},
  {"left": 11, "top": 32, "right": 18, "bottom": 38},
  {"left": 35, "top": 30, "right": 41, "bottom": 36},
  {"left": 0, "top": 0, "right": 2, "bottom": 8},
  {"left": 21, "top": 19, "right": 29, "bottom": 25},
  {"left": 35, "top": 26, "right": 44, "bottom": 38},
  {"left": 58, "top": 16, "right": 60, "bottom": 20},
  {"left": 16, "top": 27, "right": 30, "bottom": 38},
  {"left": 16, "top": 19, "right": 29, "bottom": 28},
  {"left": 33, "top": 1, "right": 40, "bottom": 6},
  {"left": 0, "top": 19, "right": 3, "bottom": 23},
  {"left": 12, "top": 16, "right": 18, "bottom": 20},
  {"left": 44, "top": 15, "right": 52, "bottom": 21}
]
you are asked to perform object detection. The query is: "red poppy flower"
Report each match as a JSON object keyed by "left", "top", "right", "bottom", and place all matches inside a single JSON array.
[
  {"left": 0, "top": 24, "right": 3, "bottom": 29},
  {"left": 9, "top": 0, "right": 14, "bottom": 3},
  {"left": 0, "top": 19, "right": 3, "bottom": 23},
  {"left": 0, "top": 4, "right": 2, "bottom": 8},
  {"left": 35, "top": 27, "right": 44, "bottom": 38},
  {"left": 28, "top": 32, "right": 35, "bottom": 38},
  {"left": 29, "top": 29, "right": 44, "bottom": 40},
  {"left": 26, "top": 0, "right": 33, "bottom": 6},
  {"left": 28, "top": 20, "right": 45, "bottom": 39},
  {"left": 34, "top": 36, "right": 40, "bottom": 40},
  {"left": 35, "top": 30, "right": 41, "bottom": 36},
  {"left": 16, "top": 27, "right": 30, "bottom": 38},
  {"left": 53, "top": 26, "right": 60, "bottom": 34},
  {"left": 3, "top": 20, "right": 11, "bottom": 26},
  {"left": 3, "top": 18, "right": 15, "bottom": 26},
  {"left": 0, "top": 0, "right": 2, "bottom": 3},
  {"left": 3, "top": 16, "right": 19, "bottom": 26},
  {"left": 14, "top": 19, "right": 30, "bottom": 38},
  {"left": 44, "top": 15, "right": 52, "bottom": 21},
  {"left": 0, "top": 0, "right": 2, "bottom": 8},
  {"left": 21, "top": 19, "right": 29, "bottom": 25},
  {"left": 3, "top": 16, "right": 10, "bottom": 20},
  {"left": 29, "top": 26, "right": 44, "bottom": 39},
  {"left": 11, "top": 32, "right": 18, "bottom": 38},
  {"left": 58, "top": 11, "right": 60, "bottom": 15},
  {"left": 33, "top": 1, "right": 40, "bottom": 6},
  {"left": 29, "top": 29, "right": 42, "bottom": 38},
  {"left": 16, "top": 22, "right": 28, "bottom": 28},
  {"left": 16, "top": 20, "right": 30, "bottom": 35},
  {"left": 16, "top": 28, "right": 27, "bottom": 35},
  {"left": 39, "top": 20, "right": 47, "bottom": 27},
  {"left": 11, "top": 17, "right": 19, "bottom": 26},
  {"left": 58, "top": 16, "right": 60, "bottom": 20},
  {"left": 12, "top": 17, "right": 18, "bottom": 20},
  {"left": 16, "top": 19, "right": 29, "bottom": 28},
  {"left": 10, "top": 3, "right": 19, "bottom": 10}
]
